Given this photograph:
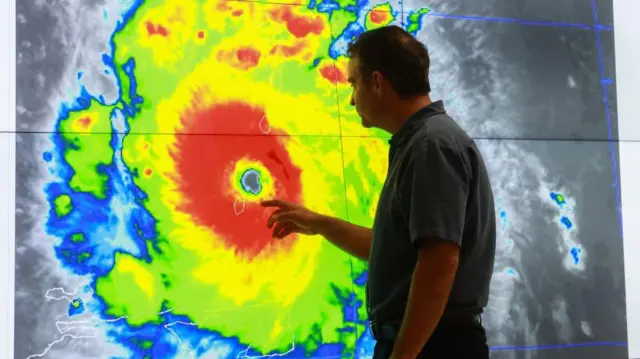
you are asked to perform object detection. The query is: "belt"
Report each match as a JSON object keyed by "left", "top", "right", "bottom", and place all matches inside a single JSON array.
[
  {"left": 369, "top": 319, "right": 399, "bottom": 341},
  {"left": 369, "top": 313, "right": 482, "bottom": 341}
]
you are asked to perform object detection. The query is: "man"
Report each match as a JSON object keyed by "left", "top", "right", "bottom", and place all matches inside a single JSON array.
[{"left": 262, "top": 25, "right": 496, "bottom": 359}]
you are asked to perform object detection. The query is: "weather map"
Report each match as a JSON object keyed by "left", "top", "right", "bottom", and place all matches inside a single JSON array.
[
  {"left": 15, "top": 0, "right": 628, "bottom": 358},
  {"left": 28, "top": 0, "right": 418, "bottom": 358}
]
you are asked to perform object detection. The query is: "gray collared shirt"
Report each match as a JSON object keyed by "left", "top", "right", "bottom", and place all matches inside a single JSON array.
[{"left": 366, "top": 100, "right": 496, "bottom": 324}]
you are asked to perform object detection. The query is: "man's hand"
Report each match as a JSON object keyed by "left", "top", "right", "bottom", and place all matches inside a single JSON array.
[
  {"left": 391, "top": 238, "right": 460, "bottom": 359},
  {"left": 262, "top": 199, "right": 372, "bottom": 260},
  {"left": 261, "top": 199, "right": 323, "bottom": 238}
]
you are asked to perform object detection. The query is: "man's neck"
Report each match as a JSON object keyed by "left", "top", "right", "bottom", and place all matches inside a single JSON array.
[{"left": 387, "top": 95, "right": 433, "bottom": 134}]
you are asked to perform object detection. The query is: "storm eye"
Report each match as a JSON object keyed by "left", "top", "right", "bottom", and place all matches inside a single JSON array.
[{"left": 241, "top": 169, "right": 262, "bottom": 195}]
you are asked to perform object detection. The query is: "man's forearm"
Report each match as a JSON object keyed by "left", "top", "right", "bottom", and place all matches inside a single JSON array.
[
  {"left": 392, "top": 247, "right": 459, "bottom": 359},
  {"left": 313, "top": 215, "right": 371, "bottom": 261}
]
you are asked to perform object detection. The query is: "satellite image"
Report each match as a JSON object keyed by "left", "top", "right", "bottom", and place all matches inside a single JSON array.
[{"left": 14, "top": 0, "right": 627, "bottom": 358}]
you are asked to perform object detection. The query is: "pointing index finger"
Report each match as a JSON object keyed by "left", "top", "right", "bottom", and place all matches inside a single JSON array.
[{"left": 261, "top": 199, "right": 289, "bottom": 208}]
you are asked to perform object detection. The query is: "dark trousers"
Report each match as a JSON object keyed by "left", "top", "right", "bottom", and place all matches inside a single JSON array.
[{"left": 371, "top": 314, "right": 489, "bottom": 359}]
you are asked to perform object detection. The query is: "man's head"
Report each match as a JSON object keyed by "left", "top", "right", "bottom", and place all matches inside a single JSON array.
[{"left": 346, "top": 25, "right": 431, "bottom": 132}]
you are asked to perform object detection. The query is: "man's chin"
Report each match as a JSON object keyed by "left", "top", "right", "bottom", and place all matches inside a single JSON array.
[{"left": 361, "top": 119, "right": 372, "bottom": 128}]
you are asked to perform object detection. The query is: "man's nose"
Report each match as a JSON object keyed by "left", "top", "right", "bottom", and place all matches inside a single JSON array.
[{"left": 350, "top": 95, "right": 355, "bottom": 106}]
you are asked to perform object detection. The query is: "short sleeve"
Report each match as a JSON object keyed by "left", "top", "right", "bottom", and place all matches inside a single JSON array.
[{"left": 399, "top": 141, "right": 470, "bottom": 247}]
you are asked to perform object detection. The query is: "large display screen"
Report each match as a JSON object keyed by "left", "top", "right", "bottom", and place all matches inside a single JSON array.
[{"left": 2, "top": 0, "right": 639, "bottom": 358}]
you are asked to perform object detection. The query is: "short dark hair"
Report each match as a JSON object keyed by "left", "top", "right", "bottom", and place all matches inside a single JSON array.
[{"left": 347, "top": 25, "right": 431, "bottom": 97}]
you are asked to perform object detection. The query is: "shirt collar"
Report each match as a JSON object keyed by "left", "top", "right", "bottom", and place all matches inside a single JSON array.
[{"left": 389, "top": 100, "right": 446, "bottom": 146}]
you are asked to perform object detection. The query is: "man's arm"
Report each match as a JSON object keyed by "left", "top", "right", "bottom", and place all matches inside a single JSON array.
[
  {"left": 391, "top": 239, "right": 460, "bottom": 359},
  {"left": 314, "top": 214, "right": 372, "bottom": 261},
  {"left": 263, "top": 200, "right": 372, "bottom": 261},
  {"left": 391, "top": 139, "right": 470, "bottom": 358}
]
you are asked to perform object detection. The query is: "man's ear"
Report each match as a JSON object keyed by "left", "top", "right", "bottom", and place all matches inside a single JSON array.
[{"left": 370, "top": 70, "right": 384, "bottom": 95}]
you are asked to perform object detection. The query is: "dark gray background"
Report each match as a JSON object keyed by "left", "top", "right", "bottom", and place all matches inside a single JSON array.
[
  {"left": 477, "top": 138, "right": 626, "bottom": 359},
  {"left": 399, "top": 1, "right": 626, "bottom": 358},
  {"left": 403, "top": 1, "right": 618, "bottom": 141},
  {"left": 403, "top": 0, "right": 614, "bottom": 27}
]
